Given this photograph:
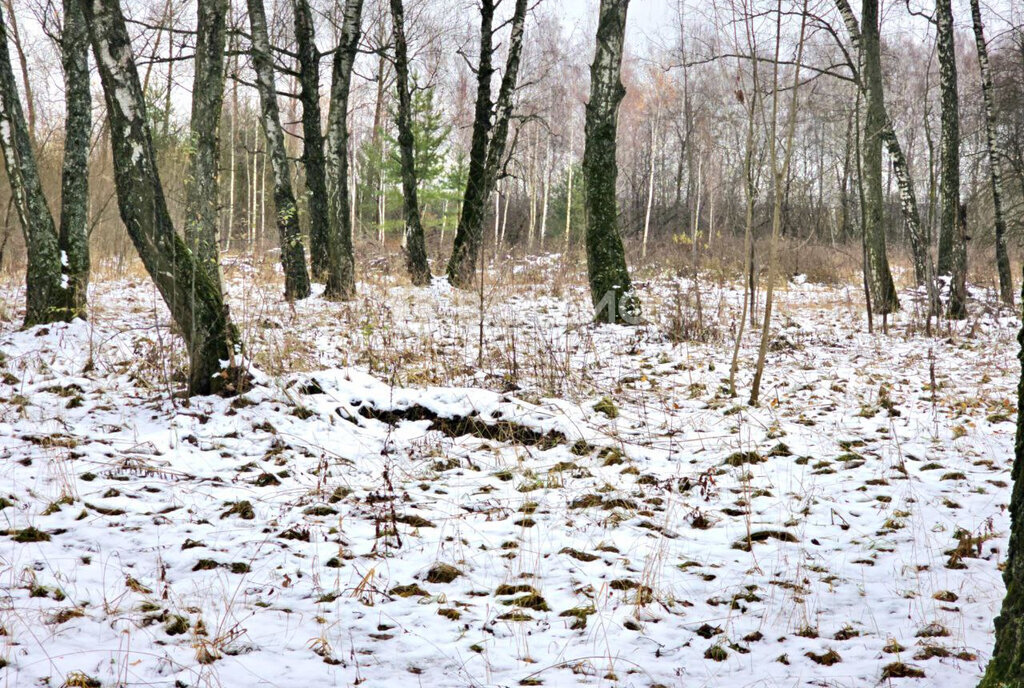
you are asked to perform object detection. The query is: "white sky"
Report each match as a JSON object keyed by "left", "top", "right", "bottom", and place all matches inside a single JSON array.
[
  {"left": 555, "top": 0, "right": 676, "bottom": 46},
  {"left": 555, "top": 0, "right": 1022, "bottom": 44}
]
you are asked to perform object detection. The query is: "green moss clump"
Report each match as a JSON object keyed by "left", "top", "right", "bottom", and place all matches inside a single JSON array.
[
  {"left": 724, "top": 451, "right": 763, "bottom": 466},
  {"left": 426, "top": 563, "right": 462, "bottom": 584},
  {"left": 593, "top": 397, "right": 619, "bottom": 419},
  {"left": 11, "top": 527, "right": 50, "bottom": 542},
  {"left": 220, "top": 501, "right": 254, "bottom": 520}
]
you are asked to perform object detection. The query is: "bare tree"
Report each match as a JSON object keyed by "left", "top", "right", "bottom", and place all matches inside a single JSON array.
[
  {"left": 750, "top": 0, "right": 807, "bottom": 406},
  {"left": 58, "top": 0, "right": 91, "bottom": 320},
  {"left": 978, "top": 267, "right": 1024, "bottom": 688},
  {"left": 834, "top": 0, "right": 934, "bottom": 302},
  {"left": 861, "top": 0, "right": 898, "bottom": 321},
  {"left": 0, "top": 6, "right": 66, "bottom": 326},
  {"left": 323, "top": 0, "right": 363, "bottom": 299},
  {"left": 2, "top": 0, "right": 35, "bottom": 145},
  {"left": 247, "top": 0, "right": 311, "bottom": 300},
  {"left": 935, "top": 0, "right": 965, "bottom": 318},
  {"left": 970, "top": 0, "right": 1012, "bottom": 305},
  {"left": 583, "top": 0, "right": 638, "bottom": 324},
  {"left": 293, "top": 0, "right": 330, "bottom": 279},
  {"left": 445, "top": 0, "right": 528, "bottom": 287},
  {"left": 389, "top": 0, "right": 430, "bottom": 285},
  {"left": 79, "top": 0, "right": 244, "bottom": 395},
  {"left": 184, "top": 0, "right": 229, "bottom": 297},
  {"left": 729, "top": 0, "right": 762, "bottom": 398},
  {"left": 640, "top": 113, "right": 657, "bottom": 259}
]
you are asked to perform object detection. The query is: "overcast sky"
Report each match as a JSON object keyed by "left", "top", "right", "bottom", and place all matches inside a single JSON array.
[
  {"left": 554, "top": 0, "right": 677, "bottom": 47},
  {"left": 551, "top": 0, "right": 1022, "bottom": 47}
]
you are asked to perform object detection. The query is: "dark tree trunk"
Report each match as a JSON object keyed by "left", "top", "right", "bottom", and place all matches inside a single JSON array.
[
  {"left": 482, "top": 0, "right": 527, "bottom": 208},
  {"left": 861, "top": 0, "right": 898, "bottom": 315},
  {"left": 979, "top": 277, "right": 1024, "bottom": 688},
  {"left": 389, "top": 0, "right": 430, "bottom": 285},
  {"left": 949, "top": 200, "right": 968, "bottom": 319},
  {"left": 184, "top": 0, "right": 227, "bottom": 297},
  {"left": 936, "top": 0, "right": 962, "bottom": 291},
  {"left": 444, "top": 1, "right": 493, "bottom": 287},
  {"left": 58, "top": 0, "right": 91, "bottom": 320},
  {"left": 582, "top": 0, "right": 638, "bottom": 324},
  {"left": 323, "top": 0, "right": 363, "bottom": 299},
  {"left": 0, "top": 7, "right": 68, "bottom": 327},
  {"left": 835, "top": 0, "right": 933, "bottom": 295},
  {"left": 79, "top": 0, "right": 244, "bottom": 396},
  {"left": 247, "top": 0, "right": 310, "bottom": 300},
  {"left": 293, "top": 0, "right": 330, "bottom": 280},
  {"left": 445, "top": 0, "right": 528, "bottom": 287},
  {"left": 970, "top": 0, "right": 1012, "bottom": 305}
]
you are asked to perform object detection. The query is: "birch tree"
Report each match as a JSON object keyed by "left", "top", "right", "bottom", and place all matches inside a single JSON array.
[
  {"left": 937, "top": 0, "right": 958, "bottom": 266},
  {"left": 247, "top": 0, "right": 311, "bottom": 300},
  {"left": 834, "top": 0, "right": 934, "bottom": 301},
  {"left": 970, "top": 0, "right": 1012, "bottom": 305},
  {"left": 936, "top": 0, "right": 965, "bottom": 318},
  {"left": 184, "top": 0, "right": 229, "bottom": 297},
  {"left": 294, "top": 0, "right": 330, "bottom": 279},
  {"left": 583, "top": 0, "right": 638, "bottom": 324},
  {"left": 323, "top": 0, "right": 363, "bottom": 299},
  {"left": 79, "top": 0, "right": 244, "bottom": 396},
  {"left": 978, "top": 270, "right": 1024, "bottom": 688},
  {"left": 0, "top": 6, "right": 68, "bottom": 326},
  {"left": 58, "top": 0, "right": 91, "bottom": 320},
  {"left": 445, "top": 0, "right": 528, "bottom": 287},
  {"left": 389, "top": 0, "right": 430, "bottom": 285},
  {"left": 641, "top": 116, "right": 656, "bottom": 259},
  {"left": 2, "top": 0, "right": 35, "bottom": 144},
  {"left": 861, "top": 0, "right": 898, "bottom": 319}
]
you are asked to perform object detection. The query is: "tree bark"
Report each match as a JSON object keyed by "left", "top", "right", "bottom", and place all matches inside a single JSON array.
[
  {"left": 58, "top": 0, "right": 91, "bottom": 320},
  {"left": 247, "top": 0, "right": 310, "bottom": 300},
  {"left": 861, "top": 0, "right": 898, "bottom": 315},
  {"left": 583, "top": 0, "right": 638, "bottom": 324},
  {"left": 979, "top": 279, "right": 1024, "bottom": 688},
  {"left": 184, "top": 0, "right": 228, "bottom": 298},
  {"left": 935, "top": 0, "right": 962, "bottom": 294},
  {"left": 446, "top": 1, "right": 494, "bottom": 286},
  {"left": 445, "top": 0, "right": 528, "bottom": 287},
  {"left": 483, "top": 0, "right": 527, "bottom": 209},
  {"left": 79, "top": 0, "right": 244, "bottom": 396},
  {"left": 2, "top": 0, "right": 35, "bottom": 146},
  {"left": 0, "top": 7, "right": 67, "bottom": 327},
  {"left": 970, "top": 0, "right": 1012, "bottom": 305},
  {"left": 389, "top": 0, "right": 430, "bottom": 285},
  {"left": 834, "top": 0, "right": 932, "bottom": 292},
  {"left": 293, "top": 0, "right": 330, "bottom": 280},
  {"left": 323, "top": 0, "right": 363, "bottom": 299}
]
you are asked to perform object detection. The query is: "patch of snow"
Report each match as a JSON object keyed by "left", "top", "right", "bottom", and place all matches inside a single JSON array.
[{"left": 0, "top": 266, "right": 1015, "bottom": 688}]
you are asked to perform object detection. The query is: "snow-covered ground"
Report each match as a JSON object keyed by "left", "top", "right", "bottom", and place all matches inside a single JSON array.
[{"left": 0, "top": 256, "right": 1017, "bottom": 687}]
